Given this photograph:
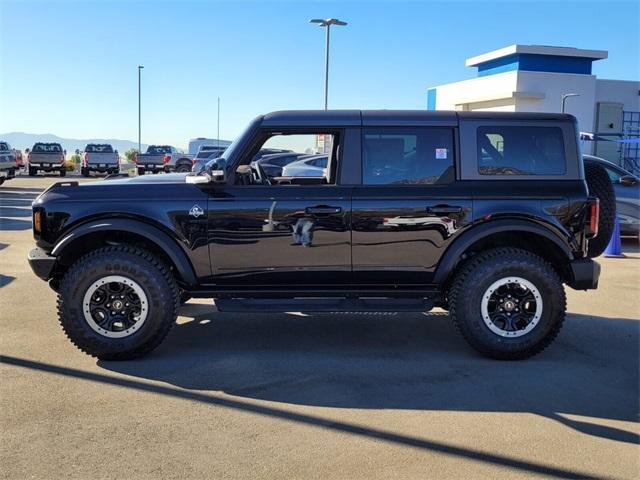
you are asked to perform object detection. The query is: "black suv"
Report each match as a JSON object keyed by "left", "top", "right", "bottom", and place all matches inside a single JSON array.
[{"left": 28, "top": 110, "right": 609, "bottom": 361}]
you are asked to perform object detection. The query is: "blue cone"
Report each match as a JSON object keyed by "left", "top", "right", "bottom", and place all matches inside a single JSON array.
[{"left": 603, "top": 214, "right": 625, "bottom": 257}]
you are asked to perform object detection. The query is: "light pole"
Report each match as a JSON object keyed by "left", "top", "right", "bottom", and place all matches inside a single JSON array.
[
  {"left": 309, "top": 18, "right": 347, "bottom": 110},
  {"left": 561, "top": 93, "right": 579, "bottom": 113},
  {"left": 138, "top": 65, "right": 144, "bottom": 153}
]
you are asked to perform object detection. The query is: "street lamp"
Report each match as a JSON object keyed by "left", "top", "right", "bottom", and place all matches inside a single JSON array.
[
  {"left": 138, "top": 65, "right": 144, "bottom": 153},
  {"left": 309, "top": 18, "right": 347, "bottom": 110},
  {"left": 561, "top": 93, "right": 579, "bottom": 113}
]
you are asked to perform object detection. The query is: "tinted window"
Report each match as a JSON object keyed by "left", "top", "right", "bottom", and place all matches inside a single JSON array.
[
  {"left": 147, "top": 146, "right": 171, "bottom": 154},
  {"left": 477, "top": 126, "right": 565, "bottom": 175},
  {"left": 33, "top": 143, "right": 62, "bottom": 153},
  {"left": 85, "top": 144, "right": 113, "bottom": 153},
  {"left": 363, "top": 128, "right": 454, "bottom": 185}
]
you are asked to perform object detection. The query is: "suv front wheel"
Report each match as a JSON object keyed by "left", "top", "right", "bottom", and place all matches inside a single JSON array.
[
  {"left": 449, "top": 248, "right": 565, "bottom": 360},
  {"left": 57, "top": 246, "right": 179, "bottom": 360}
]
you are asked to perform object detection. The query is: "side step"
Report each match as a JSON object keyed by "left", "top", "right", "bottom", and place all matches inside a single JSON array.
[{"left": 215, "top": 298, "right": 433, "bottom": 313}]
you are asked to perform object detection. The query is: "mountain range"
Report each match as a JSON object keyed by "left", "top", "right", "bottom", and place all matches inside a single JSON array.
[{"left": 0, "top": 132, "right": 150, "bottom": 153}]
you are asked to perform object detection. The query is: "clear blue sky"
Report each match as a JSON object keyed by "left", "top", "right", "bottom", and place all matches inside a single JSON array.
[{"left": 1, "top": 0, "right": 638, "bottom": 148}]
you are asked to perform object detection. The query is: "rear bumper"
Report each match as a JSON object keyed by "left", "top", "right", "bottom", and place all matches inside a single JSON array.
[
  {"left": 30, "top": 163, "right": 64, "bottom": 171},
  {"left": 28, "top": 247, "right": 56, "bottom": 281},
  {"left": 568, "top": 258, "right": 600, "bottom": 290}
]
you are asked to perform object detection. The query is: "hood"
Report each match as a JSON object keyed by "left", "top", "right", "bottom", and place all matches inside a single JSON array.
[{"left": 81, "top": 173, "right": 190, "bottom": 186}]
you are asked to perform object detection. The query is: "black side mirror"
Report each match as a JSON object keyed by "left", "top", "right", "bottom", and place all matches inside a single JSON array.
[
  {"left": 205, "top": 157, "right": 227, "bottom": 183},
  {"left": 620, "top": 175, "right": 638, "bottom": 186}
]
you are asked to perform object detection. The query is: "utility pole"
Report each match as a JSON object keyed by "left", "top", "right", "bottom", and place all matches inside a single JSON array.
[
  {"left": 217, "top": 97, "right": 220, "bottom": 149},
  {"left": 138, "top": 65, "right": 144, "bottom": 153}
]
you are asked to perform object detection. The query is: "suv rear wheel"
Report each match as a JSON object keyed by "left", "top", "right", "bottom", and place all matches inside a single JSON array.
[
  {"left": 57, "top": 246, "right": 179, "bottom": 360},
  {"left": 449, "top": 248, "right": 565, "bottom": 360}
]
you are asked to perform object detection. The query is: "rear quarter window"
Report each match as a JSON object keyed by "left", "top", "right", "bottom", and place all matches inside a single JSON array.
[{"left": 477, "top": 126, "right": 566, "bottom": 175}]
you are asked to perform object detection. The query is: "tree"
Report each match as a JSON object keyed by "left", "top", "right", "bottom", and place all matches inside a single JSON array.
[{"left": 124, "top": 148, "right": 138, "bottom": 163}]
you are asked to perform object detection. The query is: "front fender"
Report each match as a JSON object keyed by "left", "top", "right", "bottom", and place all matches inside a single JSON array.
[{"left": 51, "top": 218, "right": 199, "bottom": 286}]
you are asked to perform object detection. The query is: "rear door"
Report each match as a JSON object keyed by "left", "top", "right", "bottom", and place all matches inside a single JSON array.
[{"left": 351, "top": 122, "right": 472, "bottom": 286}]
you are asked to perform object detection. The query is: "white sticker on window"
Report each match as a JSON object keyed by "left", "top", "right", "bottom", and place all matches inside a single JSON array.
[{"left": 435, "top": 148, "right": 448, "bottom": 159}]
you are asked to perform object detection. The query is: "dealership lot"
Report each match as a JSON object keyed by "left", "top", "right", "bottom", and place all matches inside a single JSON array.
[{"left": 1, "top": 176, "right": 639, "bottom": 479}]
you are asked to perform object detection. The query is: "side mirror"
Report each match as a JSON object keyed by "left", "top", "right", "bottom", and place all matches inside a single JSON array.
[
  {"left": 620, "top": 175, "right": 637, "bottom": 186},
  {"left": 63, "top": 149, "right": 67, "bottom": 156},
  {"left": 115, "top": 149, "right": 119, "bottom": 154},
  {"left": 186, "top": 158, "right": 227, "bottom": 184}
]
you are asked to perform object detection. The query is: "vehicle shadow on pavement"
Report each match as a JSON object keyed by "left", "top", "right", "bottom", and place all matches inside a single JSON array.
[
  {"left": 100, "top": 308, "right": 639, "bottom": 447},
  {"left": 0, "top": 185, "right": 40, "bottom": 231}
]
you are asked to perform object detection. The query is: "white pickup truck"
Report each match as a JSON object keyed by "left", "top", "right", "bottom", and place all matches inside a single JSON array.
[
  {"left": 0, "top": 141, "right": 17, "bottom": 185},
  {"left": 81, "top": 144, "right": 119, "bottom": 177},
  {"left": 135, "top": 145, "right": 194, "bottom": 175}
]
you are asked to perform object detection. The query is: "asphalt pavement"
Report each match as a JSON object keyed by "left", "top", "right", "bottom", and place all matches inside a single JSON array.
[{"left": 1, "top": 175, "right": 639, "bottom": 479}]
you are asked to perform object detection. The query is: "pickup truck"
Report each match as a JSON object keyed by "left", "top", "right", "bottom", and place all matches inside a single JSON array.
[
  {"left": 0, "top": 141, "right": 17, "bottom": 185},
  {"left": 29, "top": 110, "right": 613, "bottom": 361},
  {"left": 81, "top": 144, "right": 119, "bottom": 177},
  {"left": 28, "top": 142, "right": 66, "bottom": 176},
  {"left": 134, "top": 145, "right": 193, "bottom": 175}
]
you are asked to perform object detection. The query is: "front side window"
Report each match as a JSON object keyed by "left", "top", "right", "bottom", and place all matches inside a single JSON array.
[
  {"left": 477, "top": 126, "right": 566, "bottom": 175},
  {"left": 235, "top": 132, "right": 339, "bottom": 185},
  {"left": 362, "top": 127, "right": 454, "bottom": 185}
]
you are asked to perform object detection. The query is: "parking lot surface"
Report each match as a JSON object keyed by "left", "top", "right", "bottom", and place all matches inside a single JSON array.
[{"left": 1, "top": 176, "right": 639, "bottom": 480}]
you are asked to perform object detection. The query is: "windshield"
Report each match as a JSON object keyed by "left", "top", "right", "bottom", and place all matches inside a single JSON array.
[
  {"left": 85, "top": 144, "right": 114, "bottom": 153},
  {"left": 33, "top": 143, "right": 62, "bottom": 153},
  {"left": 217, "top": 116, "right": 261, "bottom": 166}
]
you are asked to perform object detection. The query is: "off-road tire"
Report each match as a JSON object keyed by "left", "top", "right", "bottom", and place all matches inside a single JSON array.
[
  {"left": 81, "top": 167, "right": 90, "bottom": 177},
  {"left": 449, "top": 248, "right": 566, "bottom": 360},
  {"left": 57, "top": 246, "right": 179, "bottom": 360},
  {"left": 175, "top": 163, "right": 191, "bottom": 173},
  {"left": 137, "top": 167, "right": 146, "bottom": 176},
  {"left": 28, "top": 166, "right": 37, "bottom": 176},
  {"left": 59, "top": 169, "right": 66, "bottom": 177},
  {"left": 584, "top": 162, "right": 615, "bottom": 258},
  {"left": 0, "top": 177, "right": 4, "bottom": 186}
]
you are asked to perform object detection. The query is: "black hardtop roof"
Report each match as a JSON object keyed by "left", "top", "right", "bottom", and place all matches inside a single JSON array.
[
  {"left": 260, "top": 110, "right": 575, "bottom": 127},
  {"left": 33, "top": 142, "right": 62, "bottom": 146}
]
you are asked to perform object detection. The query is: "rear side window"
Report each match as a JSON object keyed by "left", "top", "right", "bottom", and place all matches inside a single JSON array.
[
  {"left": 477, "top": 126, "right": 565, "bottom": 175},
  {"left": 363, "top": 127, "right": 455, "bottom": 185}
]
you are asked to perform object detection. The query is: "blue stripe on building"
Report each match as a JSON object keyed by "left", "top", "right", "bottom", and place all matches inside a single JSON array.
[
  {"left": 477, "top": 54, "right": 595, "bottom": 77},
  {"left": 427, "top": 88, "right": 437, "bottom": 110}
]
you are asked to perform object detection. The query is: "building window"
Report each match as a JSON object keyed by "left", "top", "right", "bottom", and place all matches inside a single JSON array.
[{"left": 477, "top": 126, "right": 566, "bottom": 175}]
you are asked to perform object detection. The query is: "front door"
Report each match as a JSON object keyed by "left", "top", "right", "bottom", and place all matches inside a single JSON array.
[
  {"left": 205, "top": 130, "right": 352, "bottom": 287},
  {"left": 351, "top": 125, "right": 472, "bottom": 286}
]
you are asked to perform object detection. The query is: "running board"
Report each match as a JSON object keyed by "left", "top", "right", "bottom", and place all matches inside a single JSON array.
[{"left": 215, "top": 298, "right": 433, "bottom": 313}]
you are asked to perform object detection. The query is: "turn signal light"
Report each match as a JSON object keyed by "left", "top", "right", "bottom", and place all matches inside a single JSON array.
[{"left": 33, "top": 210, "right": 42, "bottom": 234}]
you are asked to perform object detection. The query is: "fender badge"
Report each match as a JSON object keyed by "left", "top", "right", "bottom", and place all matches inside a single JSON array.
[{"left": 189, "top": 205, "right": 204, "bottom": 218}]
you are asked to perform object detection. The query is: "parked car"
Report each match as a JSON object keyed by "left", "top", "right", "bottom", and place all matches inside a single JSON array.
[
  {"left": 28, "top": 142, "right": 66, "bottom": 176},
  {"left": 584, "top": 154, "right": 639, "bottom": 238},
  {"left": 281, "top": 154, "right": 328, "bottom": 177},
  {"left": 0, "top": 141, "right": 17, "bottom": 185},
  {"left": 28, "top": 110, "right": 612, "bottom": 361},
  {"left": 81, "top": 144, "right": 119, "bottom": 177},
  {"left": 254, "top": 152, "right": 308, "bottom": 177}
]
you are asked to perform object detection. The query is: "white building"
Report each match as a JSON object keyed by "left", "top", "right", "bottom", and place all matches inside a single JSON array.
[{"left": 427, "top": 45, "right": 640, "bottom": 167}]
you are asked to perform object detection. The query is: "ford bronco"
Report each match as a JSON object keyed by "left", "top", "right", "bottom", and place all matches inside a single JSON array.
[{"left": 28, "top": 110, "right": 610, "bottom": 360}]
